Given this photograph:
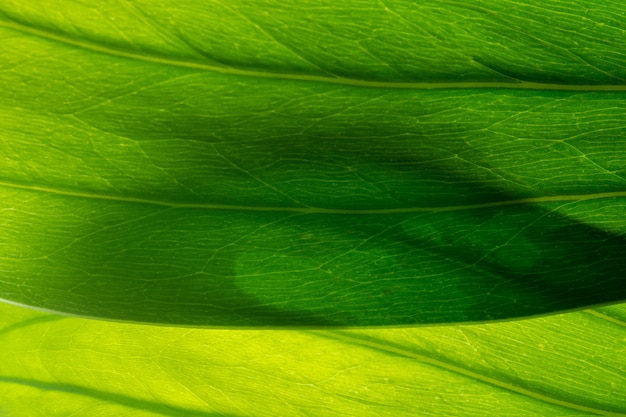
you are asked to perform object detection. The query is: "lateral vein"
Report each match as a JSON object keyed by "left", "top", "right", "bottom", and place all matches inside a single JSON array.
[
  {"left": 313, "top": 331, "right": 626, "bottom": 417},
  {"left": 3, "top": 19, "right": 626, "bottom": 91}
]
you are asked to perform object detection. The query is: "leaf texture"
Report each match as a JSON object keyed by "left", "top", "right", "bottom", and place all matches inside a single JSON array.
[
  {"left": 0, "top": 301, "right": 625, "bottom": 416},
  {"left": 1, "top": 1, "right": 626, "bottom": 326}
]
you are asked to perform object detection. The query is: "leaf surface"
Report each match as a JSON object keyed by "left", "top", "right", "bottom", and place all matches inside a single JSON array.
[
  {"left": 2, "top": 0, "right": 626, "bottom": 326},
  {"left": 1, "top": 301, "right": 625, "bottom": 416}
]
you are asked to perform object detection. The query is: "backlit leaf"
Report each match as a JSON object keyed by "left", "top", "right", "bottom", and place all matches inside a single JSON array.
[
  {"left": 1, "top": 1, "right": 626, "bottom": 327},
  {"left": 0, "top": 301, "right": 625, "bottom": 416}
]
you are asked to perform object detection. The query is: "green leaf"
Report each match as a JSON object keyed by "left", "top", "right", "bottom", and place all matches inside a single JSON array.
[
  {"left": 1, "top": 301, "right": 625, "bottom": 416},
  {"left": 2, "top": 1, "right": 626, "bottom": 326}
]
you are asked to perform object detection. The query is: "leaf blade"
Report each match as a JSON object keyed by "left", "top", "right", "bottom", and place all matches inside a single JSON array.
[
  {"left": 1, "top": 301, "right": 625, "bottom": 416},
  {"left": 2, "top": 1, "right": 626, "bottom": 326}
]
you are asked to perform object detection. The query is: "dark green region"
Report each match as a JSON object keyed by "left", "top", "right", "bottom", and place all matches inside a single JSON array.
[{"left": 2, "top": 183, "right": 626, "bottom": 327}]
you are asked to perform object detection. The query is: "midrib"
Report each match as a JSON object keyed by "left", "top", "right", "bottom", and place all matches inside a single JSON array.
[
  {"left": 2, "top": 18, "right": 626, "bottom": 92},
  {"left": 2, "top": 180, "right": 626, "bottom": 214}
]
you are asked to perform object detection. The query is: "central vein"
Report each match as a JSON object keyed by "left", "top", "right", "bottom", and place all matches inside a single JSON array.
[{"left": 2, "top": 181, "right": 625, "bottom": 214}]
